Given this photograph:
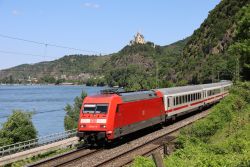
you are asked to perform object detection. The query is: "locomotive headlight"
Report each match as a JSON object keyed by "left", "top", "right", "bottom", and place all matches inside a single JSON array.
[
  {"left": 80, "top": 124, "right": 86, "bottom": 128},
  {"left": 100, "top": 125, "right": 106, "bottom": 128}
]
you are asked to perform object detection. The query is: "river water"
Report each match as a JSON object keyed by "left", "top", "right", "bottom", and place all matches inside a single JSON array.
[{"left": 0, "top": 85, "right": 106, "bottom": 136}]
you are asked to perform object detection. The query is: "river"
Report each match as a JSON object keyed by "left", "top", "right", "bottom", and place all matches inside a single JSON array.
[{"left": 0, "top": 85, "right": 106, "bottom": 136}]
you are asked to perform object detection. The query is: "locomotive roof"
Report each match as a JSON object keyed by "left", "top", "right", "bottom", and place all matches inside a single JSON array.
[
  {"left": 156, "top": 81, "right": 232, "bottom": 95},
  {"left": 119, "top": 90, "right": 157, "bottom": 102}
]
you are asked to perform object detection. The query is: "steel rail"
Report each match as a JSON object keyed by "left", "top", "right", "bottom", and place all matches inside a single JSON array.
[{"left": 29, "top": 147, "right": 101, "bottom": 167}]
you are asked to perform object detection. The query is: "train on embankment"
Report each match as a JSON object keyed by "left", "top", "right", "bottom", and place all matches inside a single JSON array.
[{"left": 77, "top": 81, "right": 232, "bottom": 145}]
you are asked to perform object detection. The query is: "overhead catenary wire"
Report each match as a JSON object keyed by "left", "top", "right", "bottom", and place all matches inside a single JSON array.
[
  {"left": 0, "top": 49, "right": 57, "bottom": 58},
  {"left": 0, "top": 34, "right": 105, "bottom": 55}
]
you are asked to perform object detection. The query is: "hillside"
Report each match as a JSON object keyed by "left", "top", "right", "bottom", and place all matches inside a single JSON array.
[
  {"left": 103, "top": 0, "right": 249, "bottom": 89},
  {"left": 178, "top": 0, "right": 250, "bottom": 83},
  {"left": 0, "top": 55, "right": 109, "bottom": 84},
  {"left": 103, "top": 38, "right": 189, "bottom": 90}
]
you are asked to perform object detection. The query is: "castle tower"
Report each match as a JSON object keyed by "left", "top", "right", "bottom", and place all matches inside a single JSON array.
[{"left": 130, "top": 32, "right": 146, "bottom": 45}]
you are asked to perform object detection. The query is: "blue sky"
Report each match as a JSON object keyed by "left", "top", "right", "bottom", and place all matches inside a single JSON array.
[{"left": 0, "top": 0, "right": 220, "bottom": 70}]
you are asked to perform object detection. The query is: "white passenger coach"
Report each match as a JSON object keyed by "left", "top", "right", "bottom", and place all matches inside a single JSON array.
[{"left": 156, "top": 81, "right": 232, "bottom": 118}]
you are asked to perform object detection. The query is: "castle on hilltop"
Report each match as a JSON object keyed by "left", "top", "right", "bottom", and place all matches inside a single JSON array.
[{"left": 130, "top": 32, "right": 146, "bottom": 45}]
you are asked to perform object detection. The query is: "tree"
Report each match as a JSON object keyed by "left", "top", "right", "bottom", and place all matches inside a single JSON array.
[
  {"left": 0, "top": 110, "right": 37, "bottom": 147},
  {"left": 64, "top": 91, "right": 87, "bottom": 130},
  {"left": 229, "top": 5, "right": 250, "bottom": 81},
  {"left": 40, "top": 75, "right": 56, "bottom": 83}
]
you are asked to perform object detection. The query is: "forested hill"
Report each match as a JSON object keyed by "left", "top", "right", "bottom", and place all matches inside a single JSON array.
[
  {"left": 0, "top": 55, "right": 110, "bottom": 84},
  {"left": 102, "top": 38, "right": 190, "bottom": 90},
  {"left": 178, "top": 0, "right": 250, "bottom": 83},
  {"left": 104, "top": 0, "right": 249, "bottom": 89}
]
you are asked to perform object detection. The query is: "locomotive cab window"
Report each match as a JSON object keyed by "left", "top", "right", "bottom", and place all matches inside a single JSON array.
[
  {"left": 83, "top": 104, "right": 108, "bottom": 114},
  {"left": 96, "top": 104, "right": 108, "bottom": 114}
]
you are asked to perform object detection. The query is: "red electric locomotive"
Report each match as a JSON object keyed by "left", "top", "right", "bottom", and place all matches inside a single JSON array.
[{"left": 77, "top": 90, "right": 165, "bottom": 144}]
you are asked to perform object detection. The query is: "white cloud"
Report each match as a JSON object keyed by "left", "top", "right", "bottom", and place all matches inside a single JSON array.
[
  {"left": 83, "top": 2, "right": 100, "bottom": 9},
  {"left": 12, "top": 10, "right": 20, "bottom": 16}
]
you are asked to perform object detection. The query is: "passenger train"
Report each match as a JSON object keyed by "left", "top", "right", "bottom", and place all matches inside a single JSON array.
[{"left": 77, "top": 81, "right": 232, "bottom": 144}]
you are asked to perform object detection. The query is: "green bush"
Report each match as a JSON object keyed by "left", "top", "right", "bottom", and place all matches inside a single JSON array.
[
  {"left": 0, "top": 110, "right": 37, "bottom": 147},
  {"left": 64, "top": 91, "right": 87, "bottom": 130}
]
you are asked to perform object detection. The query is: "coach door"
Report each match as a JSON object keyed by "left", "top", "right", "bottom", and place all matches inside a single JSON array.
[{"left": 166, "top": 96, "right": 172, "bottom": 110}]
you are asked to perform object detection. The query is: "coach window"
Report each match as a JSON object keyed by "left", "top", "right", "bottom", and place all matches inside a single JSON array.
[
  {"left": 167, "top": 98, "right": 170, "bottom": 107},
  {"left": 188, "top": 94, "right": 191, "bottom": 102},
  {"left": 174, "top": 97, "right": 176, "bottom": 106}
]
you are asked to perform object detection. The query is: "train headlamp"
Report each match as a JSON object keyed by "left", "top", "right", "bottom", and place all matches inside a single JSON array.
[{"left": 100, "top": 125, "right": 106, "bottom": 128}]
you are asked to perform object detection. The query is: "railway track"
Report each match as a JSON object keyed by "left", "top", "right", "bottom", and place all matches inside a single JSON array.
[
  {"left": 29, "top": 109, "right": 211, "bottom": 167},
  {"left": 29, "top": 147, "right": 102, "bottom": 167},
  {"left": 96, "top": 134, "right": 178, "bottom": 167}
]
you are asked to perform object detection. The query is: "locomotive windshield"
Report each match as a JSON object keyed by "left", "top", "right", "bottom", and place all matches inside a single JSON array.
[{"left": 83, "top": 104, "right": 108, "bottom": 114}]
